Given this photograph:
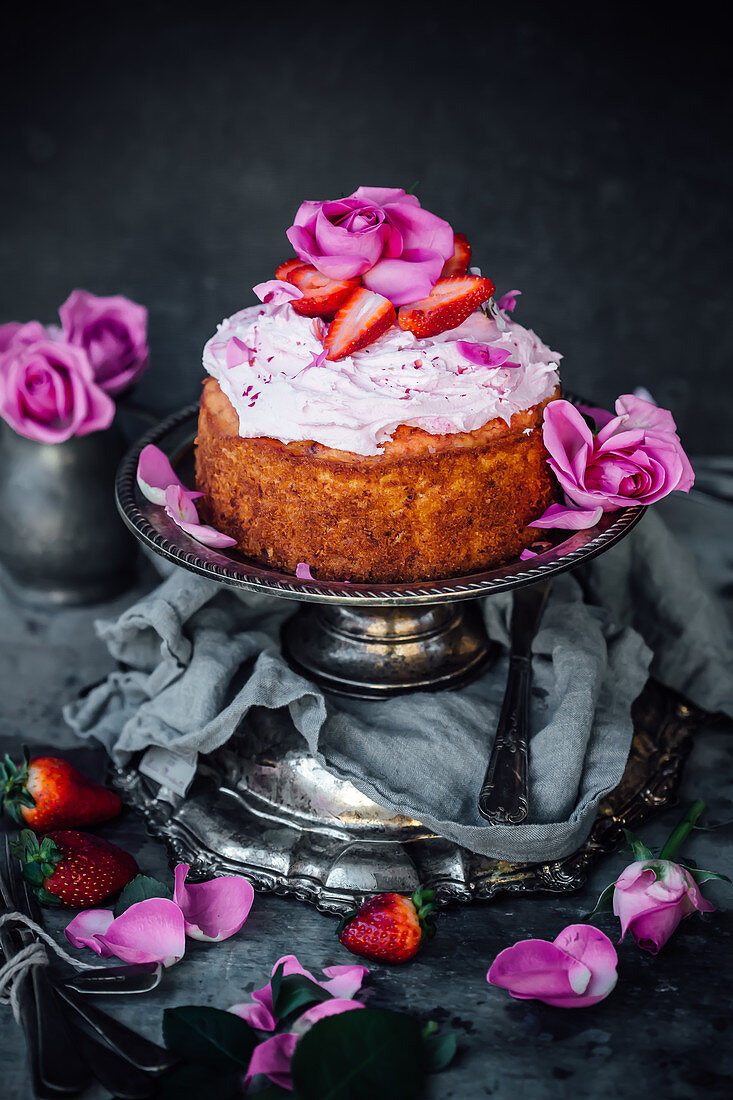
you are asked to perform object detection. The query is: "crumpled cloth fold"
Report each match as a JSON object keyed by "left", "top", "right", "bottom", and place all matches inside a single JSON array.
[{"left": 65, "top": 509, "right": 733, "bottom": 863}]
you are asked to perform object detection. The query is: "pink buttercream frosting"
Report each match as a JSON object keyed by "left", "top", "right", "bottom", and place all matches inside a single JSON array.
[{"left": 202, "top": 300, "right": 561, "bottom": 457}]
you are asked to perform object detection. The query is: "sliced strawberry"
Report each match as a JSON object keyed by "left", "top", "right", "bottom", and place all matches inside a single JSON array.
[
  {"left": 275, "top": 258, "right": 308, "bottom": 282},
  {"left": 324, "top": 288, "right": 397, "bottom": 361},
  {"left": 440, "top": 233, "right": 472, "bottom": 277},
  {"left": 287, "top": 265, "right": 361, "bottom": 320},
  {"left": 397, "top": 275, "right": 495, "bottom": 339}
]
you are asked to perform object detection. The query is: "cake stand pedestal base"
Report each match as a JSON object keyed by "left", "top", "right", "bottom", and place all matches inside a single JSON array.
[
  {"left": 112, "top": 680, "right": 702, "bottom": 915},
  {"left": 281, "top": 599, "right": 496, "bottom": 698}
]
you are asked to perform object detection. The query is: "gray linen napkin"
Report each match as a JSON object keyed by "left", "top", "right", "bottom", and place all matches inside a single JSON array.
[{"left": 64, "top": 509, "right": 733, "bottom": 863}]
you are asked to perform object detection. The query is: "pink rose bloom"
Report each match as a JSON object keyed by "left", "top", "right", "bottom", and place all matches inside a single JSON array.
[
  {"left": 286, "top": 186, "right": 455, "bottom": 306},
  {"left": 0, "top": 320, "right": 55, "bottom": 353},
  {"left": 0, "top": 337, "right": 115, "bottom": 443},
  {"left": 487, "top": 924, "right": 618, "bottom": 1008},
  {"left": 59, "top": 289, "right": 149, "bottom": 396},
  {"left": 613, "top": 859, "right": 715, "bottom": 955},
  {"left": 531, "top": 394, "right": 694, "bottom": 530}
]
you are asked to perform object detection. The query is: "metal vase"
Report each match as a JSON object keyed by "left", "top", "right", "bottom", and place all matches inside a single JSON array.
[{"left": 0, "top": 419, "right": 137, "bottom": 607}]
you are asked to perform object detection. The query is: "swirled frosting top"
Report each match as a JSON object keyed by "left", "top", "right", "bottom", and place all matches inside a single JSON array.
[{"left": 202, "top": 299, "right": 561, "bottom": 456}]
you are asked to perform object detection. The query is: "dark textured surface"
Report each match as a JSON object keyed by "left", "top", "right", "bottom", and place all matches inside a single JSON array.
[
  {"left": 0, "top": 491, "right": 732, "bottom": 1098},
  {"left": 1, "top": 5, "right": 731, "bottom": 455}
]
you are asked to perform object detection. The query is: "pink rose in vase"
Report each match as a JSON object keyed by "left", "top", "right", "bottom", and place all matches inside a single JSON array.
[
  {"left": 0, "top": 337, "right": 115, "bottom": 444},
  {"left": 286, "top": 186, "right": 455, "bottom": 306},
  {"left": 60, "top": 289, "right": 149, "bottom": 396}
]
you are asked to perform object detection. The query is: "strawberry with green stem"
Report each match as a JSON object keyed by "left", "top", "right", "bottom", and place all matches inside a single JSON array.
[
  {"left": 1, "top": 747, "right": 122, "bottom": 832},
  {"left": 12, "top": 829, "right": 138, "bottom": 908},
  {"left": 337, "top": 889, "right": 436, "bottom": 964}
]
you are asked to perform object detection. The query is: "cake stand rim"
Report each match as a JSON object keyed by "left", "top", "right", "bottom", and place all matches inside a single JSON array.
[{"left": 115, "top": 398, "right": 646, "bottom": 607}]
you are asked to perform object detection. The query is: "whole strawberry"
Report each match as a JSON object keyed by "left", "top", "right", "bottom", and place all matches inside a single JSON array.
[
  {"left": 337, "top": 889, "right": 436, "bottom": 964},
  {"left": 12, "top": 829, "right": 138, "bottom": 908},
  {"left": 1, "top": 748, "right": 121, "bottom": 832}
]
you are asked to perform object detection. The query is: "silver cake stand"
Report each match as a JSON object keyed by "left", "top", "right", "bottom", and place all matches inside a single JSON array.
[{"left": 112, "top": 402, "right": 697, "bottom": 913}]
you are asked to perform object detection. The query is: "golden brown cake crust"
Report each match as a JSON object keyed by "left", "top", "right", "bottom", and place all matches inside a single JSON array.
[{"left": 195, "top": 377, "right": 560, "bottom": 583}]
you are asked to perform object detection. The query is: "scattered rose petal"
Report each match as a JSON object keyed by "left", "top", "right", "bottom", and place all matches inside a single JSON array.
[
  {"left": 65, "top": 909, "right": 117, "bottom": 957},
  {"left": 496, "top": 289, "right": 521, "bottom": 313},
  {"left": 253, "top": 280, "right": 304, "bottom": 307},
  {"left": 243, "top": 1033, "right": 298, "bottom": 1092},
  {"left": 226, "top": 335, "right": 254, "bottom": 369},
  {"left": 228, "top": 954, "right": 368, "bottom": 1034},
  {"left": 164, "top": 484, "right": 237, "bottom": 548},
  {"left": 65, "top": 899, "right": 186, "bottom": 967},
  {"left": 529, "top": 502, "right": 604, "bottom": 530},
  {"left": 488, "top": 924, "right": 618, "bottom": 1008},
  {"left": 519, "top": 548, "right": 537, "bottom": 560},
  {"left": 173, "top": 863, "right": 254, "bottom": 942},
  {"left": 455, "top": 341, "right": 513, "bottom": 368},
  {"left": 295, "top": 562, "right": 314, "bottom": 580},
  {"left": 136, "top": 444, "right": 203, "bottom": 506}
]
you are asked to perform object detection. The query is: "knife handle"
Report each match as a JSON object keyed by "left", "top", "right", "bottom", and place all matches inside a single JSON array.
[{"left": 478, "top": 652, "right": 531, "bottom": 824}]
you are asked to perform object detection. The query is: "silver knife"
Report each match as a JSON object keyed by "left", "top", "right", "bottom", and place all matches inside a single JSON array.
[{"left": 478, "top": 579, "right": 552, "bottom": 825}]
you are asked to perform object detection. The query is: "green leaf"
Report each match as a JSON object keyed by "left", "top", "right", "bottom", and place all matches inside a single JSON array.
[
  {"left": 113, "top": 874, "right": 172, "bottom": 917},
  {"left": 623, "top": 829, "right": 653, "bottom": 862},
  {"left": 155, "top": 1061, "right": 242, "bottom": 1100},
  {"left": 290, "top": 1008, "right": 424, "bottom": 1100},
  {"left": 272, "top": 973, "right": 332, "bottom": 1019},
  {"left": 422, "top": 1029, "right": 457, "bottom": 1073},
  {"left": 687, "top": 868, "right": 732, "bottom": 885},
  {"left": 582, "top": 882, "right": 616, "bottom": 922},
  {"left": 162, "top": 1005, "right": 257, "bottom": 1068}
]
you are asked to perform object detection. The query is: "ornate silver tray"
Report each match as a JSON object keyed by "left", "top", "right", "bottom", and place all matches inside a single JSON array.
[{"left": 111, "top": 680, "right": 702, "bottom": 914}]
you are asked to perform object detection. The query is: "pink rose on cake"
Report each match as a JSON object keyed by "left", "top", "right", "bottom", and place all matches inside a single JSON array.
[
  {"left": 286, "top": 186, "right": 456, "bottom": 306},
  {"left": 60, "top": 289, "right": 149, "bottom": 396},
  {"left": 531, "top": 393, "right": 695, "bottom": 530},
  {"left": 0, "top": 290, "right": 149, "bottom": 443},
  {"left": 0, "top": 337, "right": 114, "bottom": 443}
]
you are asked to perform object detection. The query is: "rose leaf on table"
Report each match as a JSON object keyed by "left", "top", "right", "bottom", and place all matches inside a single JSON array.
[{"left": 113, "top": 872, "right": 172, "bottom": 916}]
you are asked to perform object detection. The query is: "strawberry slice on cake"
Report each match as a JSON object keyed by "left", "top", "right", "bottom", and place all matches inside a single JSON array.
[
  {"left": 398, "top": 274, "right": 495, "bottom": 339},
  {"left": 324, "top": 287, "right": 397, "bottom": 361},
  {"left": 285, "top": 264, "right": 361, "bottom": 320}
]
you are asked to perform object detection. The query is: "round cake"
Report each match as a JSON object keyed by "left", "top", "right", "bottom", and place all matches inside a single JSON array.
[{"left": 195, "top": 188, "right": 562, "bottom": 582}]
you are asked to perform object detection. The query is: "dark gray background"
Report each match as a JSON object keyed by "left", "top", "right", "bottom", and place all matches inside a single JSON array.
[{"left": 2, "top": 4, "right": 731, "bottom": 454}]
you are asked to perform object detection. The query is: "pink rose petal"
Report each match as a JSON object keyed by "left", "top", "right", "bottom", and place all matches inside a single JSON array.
[
  {"left": 136, "top": 443, "right": 202, "bottom": 506},
  {"left": 253, "top": 280, "right": 304, "bottom": 307},
  {"left": 244, "top": 1033, "right": 298, "bottom": 1092},
  {"left": 295, "top": 562, "right": 314, "bottom": 580},
  {"left": 66, "top": 899, "right": 186, "bottom": 967},
  {"left": 65, "top": 909, "right": 116, "bottom": 956},
  {"left": 488, "top": 924, "right": 617, "bottom": 1008},
  {"left": 456, "top": 341, "right": 513, "bottom": 368},
  {"left": 164, "top": 484, "right": 238, "bottom": 549},
  {"left": 496, "top": 289, "right": 522, "bottom": 313},
  {"left": 173, "top": 863, "right": 254, "bottom": 942},
  {"left": 529, "top": 502, "right": 604, "bottom": 530}
]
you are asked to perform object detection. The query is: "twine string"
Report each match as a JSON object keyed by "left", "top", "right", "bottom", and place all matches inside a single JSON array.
[{"left": 0, "top": 911, "right": 97, "bottom": 1022}]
